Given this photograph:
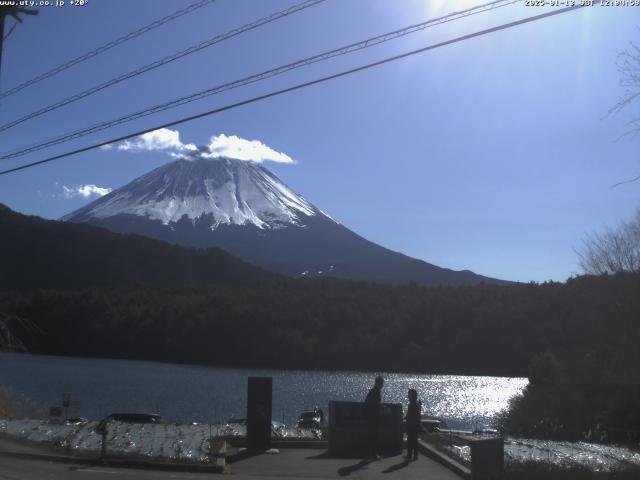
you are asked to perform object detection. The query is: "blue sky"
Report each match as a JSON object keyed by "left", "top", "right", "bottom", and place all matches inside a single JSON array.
[{"left": 0, "top": 0, "right": 638, "bottom": 282}]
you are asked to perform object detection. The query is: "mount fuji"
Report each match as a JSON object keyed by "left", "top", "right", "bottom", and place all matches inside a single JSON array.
[{"left": 63, "top": 150, "right": 504, "bottom": 286}]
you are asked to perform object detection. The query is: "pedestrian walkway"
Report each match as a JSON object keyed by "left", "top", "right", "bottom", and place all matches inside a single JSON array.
[
  {"left": 228, "top": 448, "right": 462, "bottom": 479},
  {"left": 0, "top": 437, "right": 463, "bottom": 479},
  {"left": 0, "top": 436, "right": 80, "bottom": 460}
]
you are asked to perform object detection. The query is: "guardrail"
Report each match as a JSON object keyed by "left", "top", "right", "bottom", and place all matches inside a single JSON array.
[
  {"left": 94, "top": 419, "right": 228, "bottom": 467},
  {"left": 420, "top": 431, "right": 504, "bottom": 480}
]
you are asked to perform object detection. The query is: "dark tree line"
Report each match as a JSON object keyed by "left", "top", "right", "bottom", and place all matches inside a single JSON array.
[{"left": 3, "top": 273, "right": 638, "bottom": 377}]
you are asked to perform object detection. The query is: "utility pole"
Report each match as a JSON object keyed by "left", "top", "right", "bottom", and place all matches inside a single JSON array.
[
  {"left": 0, "top": 6, "right": 38, "bottom": 81},
  {"left": 0, "top": 11, "right": 6, "bottom": 78}
]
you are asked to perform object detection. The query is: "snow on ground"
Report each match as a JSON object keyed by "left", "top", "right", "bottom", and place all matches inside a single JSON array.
[
  {"left": 0, "top": 418, "right": 320, "bottom": 463},
  {"left": 441, "top": 435, "right": 640, "bottom": 472},
  {"left": 6, "top": 418, "right": 638, "bottom": 471}
]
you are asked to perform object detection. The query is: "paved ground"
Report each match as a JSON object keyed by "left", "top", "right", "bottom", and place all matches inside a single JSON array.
[
  {"left": 0, "top": 438, "right": 462, "bottom": 479},
  {"left": 0, "top": 437, "right": 73, "bottom": 459},
  {"left": 228, "top": 448, "right": 461, "bottom": 479},
  {"left": 0, "top": 456, "right": 208, "bottom": 480}
]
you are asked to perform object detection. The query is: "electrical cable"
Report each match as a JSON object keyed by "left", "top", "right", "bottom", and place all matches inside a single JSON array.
[
  {"left": 0, "top": 1, "right": 599, "bottom": 177},
  {"left": 0, "top": 0, "right": 519, "bottom": 156},
  {"left": 0, "top": 0, "right": 217, "bottom": 100},
  {"left": 0, "top": 0, "right": 326, "bottom": 132}
]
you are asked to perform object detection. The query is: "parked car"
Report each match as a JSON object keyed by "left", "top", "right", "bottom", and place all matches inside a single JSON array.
[
  {"left": 225, "top": 417, "right": 247, "bottom": 426},
  {"left": 223, "top": 417, "right": 247, "bottom": 436},
  {"left": 104, "top": 413, "right": 161, "bottom": 423},
  {"left": 271, "top": 420, "right": 288, "bottom": 438},
  {"left": 66, "top": 417, "right": 88, "bottom": 424},
  {"left": 223, "top": 417, "right": 287, "bottom": 438},
  {"left": 297, "top": 410, "right": 323, "bottom": 429},
  {"left": 419, "top": 415, "right": 449, "bottom": 432},
  {"left": 95, "top": 412, "right": 161, "bottom": 433}
]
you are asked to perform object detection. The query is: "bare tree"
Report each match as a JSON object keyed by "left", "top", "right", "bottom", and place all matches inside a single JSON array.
[
  {"left": 605, "top": 36, "right": 640, "bottom": 187},
  {"left": 578, "top": 209, "right": 640, "bottom": 274},
  {"left": 609, "top": 40, "right": 640, "bottom": 138},
  {"left": 0, "top": 313, "right": 30, "bottom": 352}
]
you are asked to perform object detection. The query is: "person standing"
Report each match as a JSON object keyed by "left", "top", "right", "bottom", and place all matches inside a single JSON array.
[
  {"left": 405, "top": 388, "right": 421, "bottom": 460},
  {"left": 364, "top": 376, "right": 384, "bottom": 459}
]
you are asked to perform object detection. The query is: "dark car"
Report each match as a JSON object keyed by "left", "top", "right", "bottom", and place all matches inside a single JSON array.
[
  {"left": 223, "top": 417, "right": 247, "bottom": 436},
  {"left": 225, "top": 417, "right": 247, "bottom": 426},
  {"left": 297, "top": 410, "right": 322, "bottom": 429},
  {"left": 104, "top": 413, "right": 161, "bottom": 423},
  {"left": 95, "top": 413, "right": 161, "bottom": 433}
]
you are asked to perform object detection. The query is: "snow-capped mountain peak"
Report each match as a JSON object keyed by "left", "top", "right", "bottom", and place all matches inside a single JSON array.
[{"left": 63, "top": 153, "right": 331, "bottom": 230}]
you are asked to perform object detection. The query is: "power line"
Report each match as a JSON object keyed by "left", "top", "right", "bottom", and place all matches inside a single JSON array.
[
  {"left": 0, "top": 0, "right": 326, "bottom": 133},
  {"left": 612, "top": 174, "right": 640, "bottom": 188},
  {"left": 0, "top": 0, "right": 519, "bottom": 158},
  {"left": 0, "top": 1, "right": 598, "bottom": 177},
  {"left": 0, "top": 0, "right": 217, "bottom": 100}
]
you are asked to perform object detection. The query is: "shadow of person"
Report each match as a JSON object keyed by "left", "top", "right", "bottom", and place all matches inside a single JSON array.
[
  {"left": 225, "top": 448, "right": 264, "bottom": 464},
  {"left": 381, "top": 458, "right": 411, "bottom": 474},
  {"left": 338, "top": 458, "right": 372, "bottom": 476}
]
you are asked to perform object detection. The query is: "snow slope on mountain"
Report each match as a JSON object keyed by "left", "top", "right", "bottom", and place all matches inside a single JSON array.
[{"left": 63, "top": 152, "right": 326, "bottom": 230}]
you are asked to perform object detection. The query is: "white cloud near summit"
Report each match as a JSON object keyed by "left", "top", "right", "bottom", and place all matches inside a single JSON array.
[
  {"left": 61, "top": 184, "right": 112, "bottom": 199},
  {"left": 102, "top": 129, "right": 293, "bottom": 164},
  {"left": 206, "top": 134, "right": 294, "bottom": 164},
  {"left": 102, "top": 128, "right": 196, "bottom": 153}
]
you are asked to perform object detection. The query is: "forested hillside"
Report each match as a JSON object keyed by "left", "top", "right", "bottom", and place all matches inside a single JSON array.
[{"left": 0, "top": 204, "right": 279, "bottom": 290}]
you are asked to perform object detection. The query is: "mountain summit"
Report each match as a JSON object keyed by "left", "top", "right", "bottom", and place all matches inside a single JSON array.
[
  {"left": 64, "top": 152, "right": 505, "bottom": 286},
  {"left": 64, "top": 151, "right": 329, "bottom": 230}
]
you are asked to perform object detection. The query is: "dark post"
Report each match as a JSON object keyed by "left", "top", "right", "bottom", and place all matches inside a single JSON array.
[
  {"left": 95, "top": 419, "right": 108, "bottom": 462},
  {"left": 470, "top": 437, "right": 504, "bottom": 480},
  {"left": 246, "top": 377, "right": 272, "bottom": 451},
  {"left": 62, "top": 392, "right": 70, "bottom": 422},
  {"left": 0, "top": 7, "right": 38, "bottom": 80},
  {"left": 0, "top": 13, "right": 5, "bottom": 75},
  {"left": 100, "top": 429, "right": 107, "bottom": 460}
]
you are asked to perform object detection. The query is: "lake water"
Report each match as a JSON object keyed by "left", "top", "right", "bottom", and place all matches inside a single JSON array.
[{"left": 0, "top": 353, "right": 526, "bottom": 431}]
